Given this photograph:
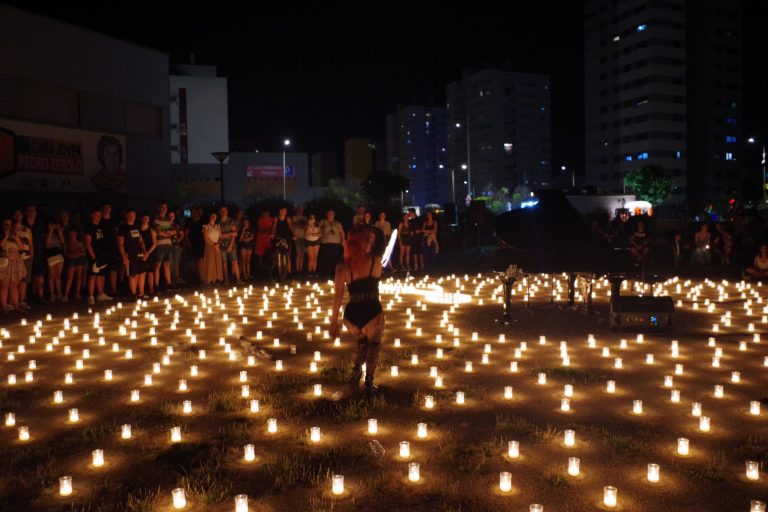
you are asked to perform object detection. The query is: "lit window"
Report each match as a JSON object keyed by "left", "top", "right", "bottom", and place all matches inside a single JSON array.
[
  {"left": 637, "top": 24, "right": 647, "bottom": 32},
  {"left": 504, "top": 143, "right": 513, "bottom": 152},
  {"left": 675, "top": 151, "right": 682, "bottom": 159},
  {"left": 613, "top": 35, "right": 620, "bottom": 42},
  {"left": 638, "top": 152, "right": 649, "bottom": 160},
  {"left": 725, "top": 117, "right": 737, "bottom": 124},
  {"left": 625, "top": 155, "right": 633, "bottom": 162},
  {"left": 725, "top": 136, "right": 737, "bottom": 143},
  {"left": 731, "top": 101, "right": 737, "bottom": 108},
  {"left": 725, "top": 152, "right": 734, "bottom": 160}
]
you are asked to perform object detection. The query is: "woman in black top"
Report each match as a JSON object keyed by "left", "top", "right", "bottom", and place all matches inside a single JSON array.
[
  {"left": 138, "top": 212, "right": 156, "bottom": 296},
  {"left": 330, "top": 225, "right": 384, "bottom": 394}
]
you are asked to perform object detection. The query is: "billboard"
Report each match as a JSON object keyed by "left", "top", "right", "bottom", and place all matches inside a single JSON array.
[
  {"left": 246, "top": 164, "right": 295, "bottom": 179},
  {"left": 0, "top": 119, "right": 127, "bottom": 193}
]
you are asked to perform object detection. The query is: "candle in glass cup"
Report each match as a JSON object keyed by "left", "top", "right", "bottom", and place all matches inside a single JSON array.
[
  {"left": 746, "top": 460, "right": 760, "bottom": 481},
  {"left": 751, "top": 401, "right": 761, "bottom": 416},
  {"left": 606, "top": 380, "right": 616, "bottom": 393},
  {"left": 268, "top": 418, "right": 277, "bottom": 433},
  {"left": 59, "top": 476, "right": 73, "bottom": 496},
  {"left": 700, "top": 416, "right": 711, "bottom": 432},
  {"left": 692, "top": 402, "right": 702, "bottom": 417},
  {"left": 172, "top": 487, "right": 186, "bottom": 509},
  {"left": 647, "top": 463, "right": 660, "bottom": 483},
  {"left": 68, "top": 408, "right": 79, "bottom": 423},
  {"left": 632, "top": 400, "right": 643, "bottom": 415},
  {"left": 121, "top": 424, "right": 132, "bottom": 439},
  {"left": 568, "top": 457, "right": 580, "bottom": 476},
  {"left": 504, "top": 386, "right": 513, "bottom": 399},
  {"left": 499, "top": 471, "right": 512, "bottom": 492},
  {"left": 170, "top": 427, "right": 182, "bottom": 443},
  {"left": 400, "top": 441, "right": 410, "bottom": 458},
  {"left": 751, "top": 501, "right": 766, "bottom": 512},
  {"left": 603, "top": 486, "right": 617, "bottom": 508},
  {"left": 244, "top": 444, "right": 255, "bottom": 462},
  {"left": 530, "top": 505, "right": 544, "bottom": 512},
  {"left": 18, "top": 425, "right": 29, "bottom": 441},
  {"left": 677, "top": 437, "right": 689, "bottom": 455},
  {"left": 250, "top": 400, "right": 259, "bottom": 413},
  {"left": 368, "top": 418, "right": 378, "bottom": 434},
  {"left": 332, "top": 474, "right": 344, "bottom": 495},
  {"left": 92, "top": 449, "right": 104, "bottom": 467},
  {"left": 310, "top": 426, "right": 321, "bottom": 443},
  {"left": 409, "top": 462, "right": 421, "bottom": 482},
  {"left": 183, "top": 400, "right": 192, "bottom": 414},
  {"left": 564, "top": 430, "right": 575, "bottom": 447},
  {"left": 417, "top": 422, "right": 427, "bottom": 438}
]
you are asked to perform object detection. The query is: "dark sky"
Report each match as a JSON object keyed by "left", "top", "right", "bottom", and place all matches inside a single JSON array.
[{"left": 10, "top": 2, "right": 767, "bottom": 177}]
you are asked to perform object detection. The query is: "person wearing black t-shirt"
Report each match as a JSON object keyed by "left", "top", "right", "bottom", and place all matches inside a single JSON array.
[
  {"left": 100, "top": 202, "right": 120, "bottom": 296},
  {"left": 84, "top": 208, "right": 112, "bottom": 305},
  {"left": 185, "top": 206, "right": 205, "bottom": 283},
  {"left": 117, "top": 209, "right": 148, "bottom": 299}
]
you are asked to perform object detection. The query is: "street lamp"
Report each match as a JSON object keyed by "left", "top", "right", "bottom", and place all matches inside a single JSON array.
[
  {"left": 282, "top": 139, "right": 291, "bottom": 200},
  {"left": 562, "top": 165, "right": 574, "bottom": 188},
  {"left": 455, "top": 118, "right": 471, "bottom": 199},
  {"left": 211, "top": 151, "right": 230, "bottom": 204},
  {"left": 747, "top": 137, "right": 767, "bottom": 201}
]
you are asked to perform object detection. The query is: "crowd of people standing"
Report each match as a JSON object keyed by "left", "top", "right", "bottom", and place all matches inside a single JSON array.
[{"left": 0, "top": 202, "right": 442, "bottom": 314}]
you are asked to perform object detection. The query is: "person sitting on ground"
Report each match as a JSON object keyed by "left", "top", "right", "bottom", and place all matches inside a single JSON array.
[{"left": 746, "top": 244, "right": 768, "bottom": 279}]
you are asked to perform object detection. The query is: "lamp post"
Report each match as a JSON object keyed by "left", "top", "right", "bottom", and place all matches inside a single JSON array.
[
  {"left": 282, "top": 139, "right": 291, "bottom": 200},
  {"left": 456, "top": 118, "right": 471, "bottom": 199},
  {"left": 562, "top": 165, "right": 574, "bottom": 188},
  {"left": 748, "top": 137, "right": 766, "bottom": 202},
  {"left": 212, "top": 152, "right": 230, "bottom": 204}
]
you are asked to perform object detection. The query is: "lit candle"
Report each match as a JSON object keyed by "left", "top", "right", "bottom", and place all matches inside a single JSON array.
[
  {"left": 172, "top": 487, "right": 186, "bottom": 509},
  {"left": 530, "top": 505, "right": 544, "bottom": 512},
  {"left": 314, "top": 384, "right": 322, "bottom": 397},
  {"left": 692, "top": 402, "right": 702, "bottom": 417},
  {"left": 561, "top": 398, "right": 571, "bottom": 412},
  {"left": 700, "top": 416, "right": 711, "bottom": 432},
  {"left": 510, "top": 361, "right": 518, "bottom": 372},
  {"left": 538, "top": 373, "right": 547, "bottom": 385},
  {"left": 368, "top": 418, "right": 378, "bottom": 434},
  {"left": 68, "top": 408, "right": 79, "bottom": 423},
  {"left": 417, "top": 422, "right": 427, "bottom": 439},
  {"left": 746, "top": 460, "right": 760, "bottom": 481},
  {"left": 250, "top": 399, "right": 259, "bottom": 413},
  {"left": 456, "top": 391, "right": 465, "bottom": 405},
  {"left": 645, "top": 354, "right": 654, "bottom": 364},
  {"left": 400, "top": 441, "right": 410, "bottom": 458},
  {"left": 5, "top": 412, "right": 15, "bottom": 427},
  {"left": 671, "top": 390, "right": 681, "bottom": 403},
  {"left": 131, "top": 390, "right": 140, "bottom": 402},
  {"left": 171, "top": 427, "right": 182, "bottom": 443},
  {"left": 244, "top": 444, "right": 255, "bottom": 462},
  {"left": 409, "top": 462, "right": 421, "bottom": 483},
  {"left": 310, "top": 426, "right": 321, "bottom": 443},
  {"left": 647, "top": 463, "right": 660, "bottom": 483},
  {"left": 121, "top": 424, "right": 132, "bottom": 439},
  {"left": 732, "top": 372, "right": 741, "bottom": 383},
  {"left": 183, "top": 400, "right": 192, "bottom": 414},
  {"left": 59, "top": 476, "right": 73, "bottom": 496},
  {"left": 632, "top": 400, "right": 643, "bottom": 415},
  {"left": 568, "top": 457, "right": 580, "bottom": 476},
  {"left": 750, "top": 500, "right": 765, "bottom": 512},
  {"left": 714, "top": 385, "right": 724, "bottom": 398},
  {"left": 92, "top": 449, "right": 104, "bottom": 467},
  {"left": 606, "top": 380, "right": 616, "bottom": 393},
  {"left": 390, "top": 366, "right": 399, "bottom": 377},
  {"left": 235, "top": 494, "right": 249, "bottom": 512},
  {"left": 677, "top": 437, "right": 689, "bottom": 456},
  {"left": 504, "top": 386, "right": 514, "bottom": 400},
  {"left": 564, "top": 429, "right": 575, "bottom": 447},
  {"left": 332, "top": 474, "right": 344, "bottom": 495},
  {"left": 18, "top": 426, "right": 29, "bottom": 441},
  {"left": 499, "top": 471, "right": 512, "bottom": 492},
  {"left": 751, "top": 401, "right": 761, "bottom": 416},
  {"left": 268, "top": 418, "right": 277, "bottom": 433},
  {"left": 603, "top": 486, "right": 617, "bottom": 508},
  {"left": 508, "top": 440, "right": 520, "bottom": 458},
  {"left": 664, "top": 375, "right": 673, "bottom": 388}
]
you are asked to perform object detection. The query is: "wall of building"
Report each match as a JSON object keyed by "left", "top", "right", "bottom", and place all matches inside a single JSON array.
[
  {"left": 170, "top": 73, "right": 229, "bottom": 165},
  {"left": 343, "top": 138, "right": 373, "bottom": 183},
  {"left": 0, "top": 5, "right": 170, "bottom": 208}
]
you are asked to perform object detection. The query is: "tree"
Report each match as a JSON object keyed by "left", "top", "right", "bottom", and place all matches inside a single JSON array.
[
  {"left": 623, "top": 164, "right": 674, "bottom": 206},
  {"left": 475, "top": 182, "right": 512, "bottom": 214},
  {"left": 361, "top": 171, "right": 410, "bottom": 210}
]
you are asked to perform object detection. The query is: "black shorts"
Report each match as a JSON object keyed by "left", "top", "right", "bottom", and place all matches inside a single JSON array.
[
  {"left": 108, "top": 251, "right": 122, "bottom": 271},
  {"left": 127, "top": 255, "right": 147, "bottom": 277}
]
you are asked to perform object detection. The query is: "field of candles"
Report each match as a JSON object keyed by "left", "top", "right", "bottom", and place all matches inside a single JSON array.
[{"left": 0, "top": 273, "right": 766, "bottom": 511}]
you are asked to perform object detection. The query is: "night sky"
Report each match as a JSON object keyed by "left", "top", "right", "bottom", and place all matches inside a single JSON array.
[{"left": 10, "top": 2, "right": 768, "bottom": 177}]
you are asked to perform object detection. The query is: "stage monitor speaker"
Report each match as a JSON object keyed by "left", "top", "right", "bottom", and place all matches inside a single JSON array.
[{"left": 610, "top": 296, "right": 674, "bottom": 331}]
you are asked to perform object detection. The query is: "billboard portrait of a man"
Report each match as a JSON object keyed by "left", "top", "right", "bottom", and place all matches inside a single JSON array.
[{"left": 91, "top": 135, "right": 126, "bottom": 193}]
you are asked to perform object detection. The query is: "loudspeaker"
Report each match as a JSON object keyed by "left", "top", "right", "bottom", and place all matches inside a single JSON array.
[{"left": 610, "top": 296, "right": 674, "bottom": 331}]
